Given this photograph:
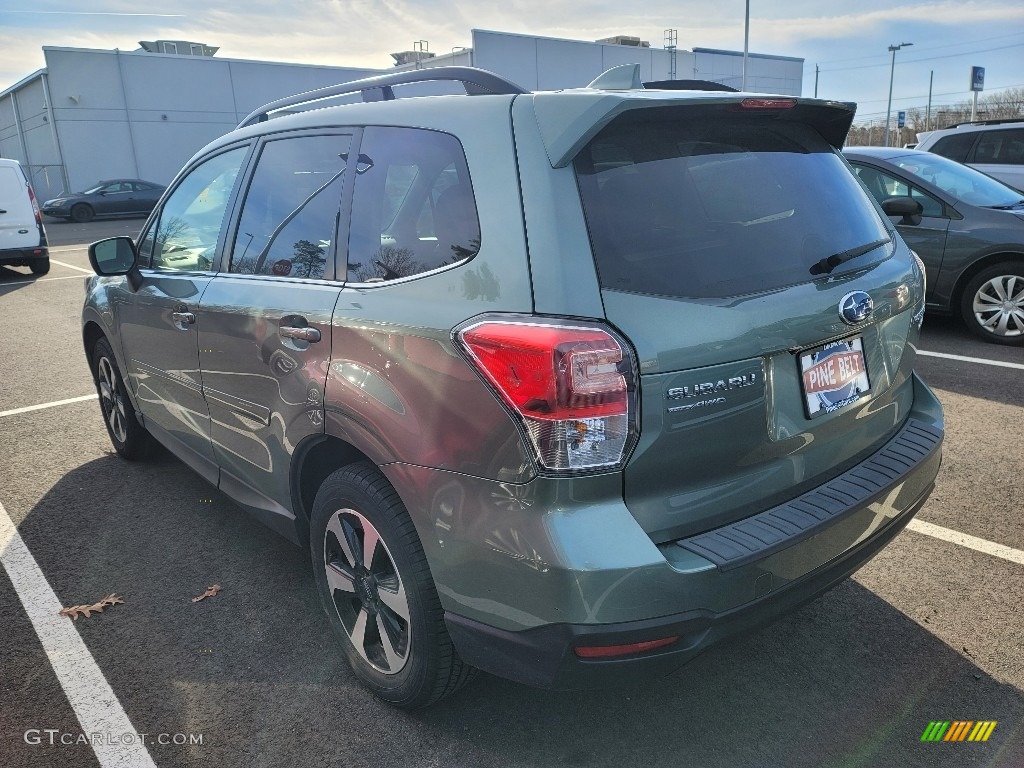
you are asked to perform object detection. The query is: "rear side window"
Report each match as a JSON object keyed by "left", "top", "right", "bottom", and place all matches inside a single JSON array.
[
  {"left": 346, "top": 127, "right": 479, "bottom": 282},
  {"left": 230, "top": 134, "right": 351, "bottom": 280},
  {"left": 973, "top": 128, "right": 1024, "bottom": 165},
  {"left": 575, "top": 111, "right": 891, "bottom": 299},
  {"left": 929, "top": 133, "right": 976, "bottom": 163}
]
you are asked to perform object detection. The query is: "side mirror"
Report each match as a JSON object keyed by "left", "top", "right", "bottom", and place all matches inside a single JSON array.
[
  {"left": 881, "top": 196, "right": 923, "bottom": 226},
  {"left": 88, "top": 237, "right": 142, "bottom": 289}
]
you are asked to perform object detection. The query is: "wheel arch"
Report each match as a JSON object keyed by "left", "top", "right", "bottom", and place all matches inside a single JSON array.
[
  {"left": 82, "top": 320, "right": 106, "bottom": 363},
  {"left": 83, "top": 319, "right": 144, "bottom": 417},
  {"left": 951, "top": 251, "right": 1024, "bottom": 308},
  {"left": 291, "top": 434, "right": 376, "bottom": 547}
]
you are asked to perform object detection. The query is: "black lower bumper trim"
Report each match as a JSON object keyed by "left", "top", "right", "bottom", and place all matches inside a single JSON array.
[{"left": 675, "top": 419, "right": 942, "bottom": 571}]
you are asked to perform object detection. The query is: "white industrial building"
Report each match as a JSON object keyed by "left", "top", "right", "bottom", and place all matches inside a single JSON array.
[{"left": 0, "top": 29, "right": 803, "bottom": 202}]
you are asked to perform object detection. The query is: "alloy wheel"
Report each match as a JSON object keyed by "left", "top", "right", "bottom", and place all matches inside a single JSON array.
[
  {"left": 97, "top": 356, "right": 128, "bottom": 443},
  {"left": 323, "top": 508, "right": 412, "bottom": 675}
]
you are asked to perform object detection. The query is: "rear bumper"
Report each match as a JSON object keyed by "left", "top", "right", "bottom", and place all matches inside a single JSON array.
[
  {"left": 0, "top": 246, "right": 48, "bottom": 266},
  {"left": 446, "top": 478, "right": 932, "bottom": 689},
  {"left": 443, "top": 377, "right": 943, "bottom": 690}
]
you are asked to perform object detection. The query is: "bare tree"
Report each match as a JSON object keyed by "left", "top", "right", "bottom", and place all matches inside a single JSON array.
[{"left": 847, "top": 88, "right": 1023, "bottom": 145}]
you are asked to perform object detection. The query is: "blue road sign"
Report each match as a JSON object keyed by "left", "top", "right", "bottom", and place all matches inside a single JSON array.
[{"left": 971, "top": 66, "right": 985, "bottom": 92}]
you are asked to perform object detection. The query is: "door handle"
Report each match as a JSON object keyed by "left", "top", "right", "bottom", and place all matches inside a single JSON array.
[
  {"left": 171, "top": 311, "right": 196, "bottom": 325},
  {"left": 280, "top": 326, "right": 321, "bottom": 343}
]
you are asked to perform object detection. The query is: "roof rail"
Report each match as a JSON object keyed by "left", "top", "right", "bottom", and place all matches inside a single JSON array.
[
  {"left": 237, "top": 66, "right": 527, "bottom": 128},
  {"left": 949, "top": 117, "right": 1024, "bottom": 129}
]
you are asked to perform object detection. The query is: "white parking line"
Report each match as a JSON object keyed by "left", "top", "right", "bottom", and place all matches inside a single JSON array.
[
  {"left": 907, "top": 519, "right": 1024, "bottom": 566},
  {"left": 49, "top": 258, "right": 93, "bottom": 275},
  {"left": 0, "top": 500, "right": 157, "bottom": 768},
  {"left": 0, "top": 395, "right": 98, "bottom": 419},
  {"left": 0, "top": 274, "right": 86, "bottom": 287},
  {"left": 918, "top": 350, "right": 1024, "bottom": 371}
]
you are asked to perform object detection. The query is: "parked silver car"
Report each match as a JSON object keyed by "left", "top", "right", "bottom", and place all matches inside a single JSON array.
[{"left": 915, "top": 119, "right": 1024, "bottom": 191}]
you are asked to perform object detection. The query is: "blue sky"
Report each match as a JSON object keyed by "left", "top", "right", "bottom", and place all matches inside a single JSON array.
[{"left": 1, "top": 1, "right": 1021, "bottom": 125}]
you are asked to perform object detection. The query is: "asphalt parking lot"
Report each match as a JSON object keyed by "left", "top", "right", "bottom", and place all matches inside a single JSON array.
[{"left": 1, "top": 218, "right": 1022, "bottom": 768}]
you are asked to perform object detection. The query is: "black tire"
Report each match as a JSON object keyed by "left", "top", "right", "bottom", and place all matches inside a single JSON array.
[
  {"left": 91, "top": 337, "right": 152, "bottom": 459},
  {"left": 30, "top": 258, "right": 50, "bottom": 275},
  {"left": 959, "top": 262, "right": 1024, "bottom": 346},
  {"left": 310, "top": 462, "right": 475, "bottom": 708},
  {"left": 70, "top": 203, "right": 94, "bottom": 223}
]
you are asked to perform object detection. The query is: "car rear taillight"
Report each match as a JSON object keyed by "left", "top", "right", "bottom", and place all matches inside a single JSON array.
[
  {"left": 455, "top": 318, "right": 637, "bottom": 473},
  {"left": 27, "top": 186, "right": 42, "bottom": 227}
]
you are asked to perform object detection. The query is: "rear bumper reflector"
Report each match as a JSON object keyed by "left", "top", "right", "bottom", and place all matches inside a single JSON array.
[{"left": 574, "top": 636, "right": 679, "bottom": 659}]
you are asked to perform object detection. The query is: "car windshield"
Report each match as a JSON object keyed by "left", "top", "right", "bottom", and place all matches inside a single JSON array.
[
  {"left": 891, "top": 153, "right": 1024, "bottom": 207},
  {"left": 575, "top": 111, "right": 892, "bottom": 299},
  {"left": 82, "top": 183, "right": 107, "bottom": 194}
]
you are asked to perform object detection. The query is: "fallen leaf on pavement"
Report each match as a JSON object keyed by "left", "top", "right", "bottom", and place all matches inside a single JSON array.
[
  {"left": 58, "top": 593, "right": 124, "bottom": 621},
  {"left": 192, "top": 584, "right": 222, "bottom": 603}
]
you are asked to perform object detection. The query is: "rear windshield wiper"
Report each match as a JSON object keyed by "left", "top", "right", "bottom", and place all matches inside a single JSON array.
[{"left": 809, "top": 238, "right": 890, "bottom": 276}]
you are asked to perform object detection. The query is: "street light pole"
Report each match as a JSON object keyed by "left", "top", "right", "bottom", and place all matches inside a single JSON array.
[
  {"left": 884, "top": 42, "right": 913, "bottom": 147},
  {"left": 741, "top": 0, "right": 750, "bottom": 91}
]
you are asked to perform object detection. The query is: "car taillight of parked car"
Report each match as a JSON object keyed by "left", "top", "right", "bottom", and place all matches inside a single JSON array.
[
  {"left": 456, "top": 318, "right": 637, "bottom": 472},
  {"left": 28, "top": 186, "right": 42, "bottom": 225}
]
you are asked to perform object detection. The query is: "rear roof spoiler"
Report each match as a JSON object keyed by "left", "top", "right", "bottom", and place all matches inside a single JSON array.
[{"left": 534, "top": 64, "right": 856, "bottom": 167}]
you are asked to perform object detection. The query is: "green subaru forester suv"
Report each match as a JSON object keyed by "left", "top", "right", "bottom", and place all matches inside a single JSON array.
[{"left": 83, "top": 65, "right": 943, "bottom": 707}]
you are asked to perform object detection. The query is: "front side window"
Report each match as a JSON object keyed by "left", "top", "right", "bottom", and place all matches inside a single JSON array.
[
  {"left": 229, "top": 134, "right": 350, "bottom": 280},
  {"left": 891, "top": 151, "right": 1022, "bottom": 207},
  {"left": 148, "top": 146, "right": 247, "bottom": 272},
  {"left": 575, "top": 110, "right": 892, "bottom": 299},
  {"left": 347, "top": 127, "right": 479, "bottom": 282}
]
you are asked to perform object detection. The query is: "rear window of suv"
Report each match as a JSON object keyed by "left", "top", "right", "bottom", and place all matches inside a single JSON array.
[{"left": 575, "top": 110, "right": 892, "bottom": 299}]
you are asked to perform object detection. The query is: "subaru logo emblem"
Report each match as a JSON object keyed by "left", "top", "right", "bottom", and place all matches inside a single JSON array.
[{"left": 839, "top": 291, "right": 873, "bottom": 325}]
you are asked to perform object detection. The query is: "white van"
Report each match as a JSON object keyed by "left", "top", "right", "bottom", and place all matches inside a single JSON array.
[{"left": 0, "top": 159, "right": 49, "bottom": 275}]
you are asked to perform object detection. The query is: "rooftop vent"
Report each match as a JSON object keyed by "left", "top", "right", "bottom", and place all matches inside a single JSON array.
[
  {"left": 596, "top": 35, "right": 650, "bottom": 48},
  {"left": 391, "top": 50, "right": 437, "bottom": 67},
  {"left": 138, "top": 40, "right": 219, "bottom": 57}
]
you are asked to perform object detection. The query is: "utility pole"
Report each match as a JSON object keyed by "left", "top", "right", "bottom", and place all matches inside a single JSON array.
[
  {"left": 926, "top": 71, "right": 933, "bottom": 131},
  {"left": 884, "top": 42, "right": 913, "bottom": 147},
  {"left": 741, "top": 0, "right": 750, "bottom": 91},
  {"left": 814, "top": 64, "right": 819, "bottom": 98}
]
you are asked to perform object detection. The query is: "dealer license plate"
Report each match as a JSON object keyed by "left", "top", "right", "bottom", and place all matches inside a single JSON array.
[{"left": 799, "top": 336, "right": 871, "bottom": 419}]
